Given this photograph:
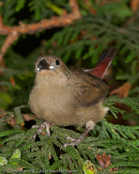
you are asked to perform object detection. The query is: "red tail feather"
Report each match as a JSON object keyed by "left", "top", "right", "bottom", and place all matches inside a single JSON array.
[{"left": 90, "top": 47, "right": 118, "bottom": 78}]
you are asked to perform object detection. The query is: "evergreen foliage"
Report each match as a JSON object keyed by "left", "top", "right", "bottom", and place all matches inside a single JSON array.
[
  {"left": 0, "top": 97, "right": 139, "bottom": 173},
  {"left": 0, "top": 0, "right": 139, "bottom": 173}
]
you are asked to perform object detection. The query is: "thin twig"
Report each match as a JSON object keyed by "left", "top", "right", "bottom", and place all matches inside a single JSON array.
[{"left": 0, "top": 0, "right": 81, "bottom": 63}]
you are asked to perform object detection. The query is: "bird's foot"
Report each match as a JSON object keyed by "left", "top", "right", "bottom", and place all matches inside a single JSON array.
[
  {"left": 60, "top": 121, "right": 94, "bottom": 149},
  {"left": 32, "top": 121, "right": 53, "bottom": 141},
  {"left": 60, "top": 135, "right": 84, "bottom": 149}
]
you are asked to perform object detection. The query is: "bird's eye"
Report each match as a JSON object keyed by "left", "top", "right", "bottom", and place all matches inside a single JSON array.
[{"left": 55, "top": 59, "right": 60, "bottom": 65}]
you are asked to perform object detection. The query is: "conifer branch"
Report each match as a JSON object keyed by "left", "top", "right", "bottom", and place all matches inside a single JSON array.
[{"left": 0, "top": 0, "right": 81, "bottom": 63}]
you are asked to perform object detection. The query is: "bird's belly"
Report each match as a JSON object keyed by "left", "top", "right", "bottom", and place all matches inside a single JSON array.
[
  {"left": 29, "top": 85, "right": 108, "bottom": 127},
  {"left": 29, "top": 86, "right": 78, "bottom": 126}
]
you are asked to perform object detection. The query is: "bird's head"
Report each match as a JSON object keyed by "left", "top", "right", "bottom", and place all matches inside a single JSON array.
[
  {"left": 36, "top": 55, "right": 64, "bottom": 72},
  {"left": 35, "top": 55, "right": 71, "bottom": 82}
]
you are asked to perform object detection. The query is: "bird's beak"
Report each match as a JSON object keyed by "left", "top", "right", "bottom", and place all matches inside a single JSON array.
[
  {"left": 37, "top": 59, "right": 54, "bottom": 71},
  {"left": 49, "top": 65, "right": 55, "bottom": 70}
]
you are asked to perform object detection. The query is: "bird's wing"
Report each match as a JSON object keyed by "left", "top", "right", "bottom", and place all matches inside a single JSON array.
[{"left": 69, "top": 70, "right": 109, "bottom": 107}]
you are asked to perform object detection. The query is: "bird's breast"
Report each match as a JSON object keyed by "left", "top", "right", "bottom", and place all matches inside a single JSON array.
[{"left": 29, "top": 81, "right": 77, "bottom": 126}]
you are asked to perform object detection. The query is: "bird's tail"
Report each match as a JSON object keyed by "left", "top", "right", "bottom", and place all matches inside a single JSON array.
[{"left": 90, "top": 47, "right": 118, "bottom": 79}]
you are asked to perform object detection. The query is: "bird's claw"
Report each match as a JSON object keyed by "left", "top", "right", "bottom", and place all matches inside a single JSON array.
[
  {"left": 60, "top": 136, "right": 83, "bottom": 150},
  {"left": 32, "top": 125, "right": 40, "bottom": 129},
  {"left": 32, "top": 121, "right": 53, "bottom": 142},
  {"left": 67, "top": 136, "right": 76, "bottom": 141}
]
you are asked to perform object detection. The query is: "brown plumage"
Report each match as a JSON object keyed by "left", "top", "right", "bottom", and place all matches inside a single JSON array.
[{"left": 29, "top": 47, "right": 118, "bottom": 148}]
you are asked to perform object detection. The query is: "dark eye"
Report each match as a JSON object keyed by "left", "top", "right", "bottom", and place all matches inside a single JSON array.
[{"left": 55, "top": 59, "right": 60, "bottom": 65}]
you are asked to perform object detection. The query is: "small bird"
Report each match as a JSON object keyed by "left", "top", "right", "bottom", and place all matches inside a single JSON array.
[{"left": 29, "top": 47, "right": 118, "bottom": 148}]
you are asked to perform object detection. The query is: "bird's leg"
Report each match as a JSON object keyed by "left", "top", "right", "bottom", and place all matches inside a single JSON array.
[
  {"left": 32, "top": 121, "right": 54, "bottom": 141},
  {"left": 61, "top": 121, "right": 95, "bottom": 149}
]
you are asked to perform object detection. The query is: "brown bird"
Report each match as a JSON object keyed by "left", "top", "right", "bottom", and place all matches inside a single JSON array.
[{"left": 29, "top": 47, "right": 118, "bottom": 148}]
